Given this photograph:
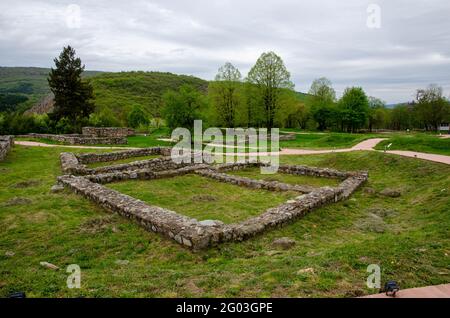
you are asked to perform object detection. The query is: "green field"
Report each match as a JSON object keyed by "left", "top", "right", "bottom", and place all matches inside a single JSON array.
[
  {"left": 375, "top": 134, "right": 450, "bottom": 156},
  {"left": 279, "top": 131, "right": 388, "bottom": 149},
  {"left": 1, "top": 145, "right": 449, "bottom": 297},
  {"left": 107, "top": 174, "right": 297, "bottom": 224}
]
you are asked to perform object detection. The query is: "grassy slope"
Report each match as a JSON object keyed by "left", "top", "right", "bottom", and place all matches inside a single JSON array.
[
  {"left": 0, "top": 146, "right": 449, "bottom": 297},
  {"left": 279, "top": 132, "right": 389, "bottom": 149},
  {"left": 0, "top": 67, "right": 100, "bottom": 112},
  {"left": 374, "top": 134, "right": 450, "bottom": 156},
  {"left": 90, "top": 71, "right": 208, "bottom": 123}
]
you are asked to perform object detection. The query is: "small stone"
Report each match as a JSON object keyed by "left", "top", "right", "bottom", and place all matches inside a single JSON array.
[
  {"left": 297, "top": 267, "right": 314, "bottom": 274},
  {"left": 363, "top": 187, "right": 376, "bottom": 194},
  {"left": 380, "top": 188, "right": 401, "bottom": 198},
  {"left": 50, "top": 184, "right": 65, "bottom": 193},
  {"left": 40, "top": 261, "right": 59, "bottom": 270},
  {"left": 199, "top": 220, "right": 224, "bottom": 226},
  {"left": 182, "top": 238, "right": 192, "bottom": 247},
  {"left": 266, "top": 250, "right": 283, "bottom": 256},
  {"left": 272, "top": 237, "right": 296, "bottom": 250},
  {"left": 115, "top": 259, "right": 129, "bottom": 266},
  {"left": 5, "top": 251, "right": 15, "bottom": 257}
]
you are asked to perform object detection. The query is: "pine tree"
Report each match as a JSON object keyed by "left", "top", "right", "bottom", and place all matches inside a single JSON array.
[{"left": 48, "top": 46, "right": 94, "bottom": 128}]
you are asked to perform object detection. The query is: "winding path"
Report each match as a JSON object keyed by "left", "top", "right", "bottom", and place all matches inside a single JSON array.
[{"left": 14, "top": 138, "right": 450, "bottom": 165}]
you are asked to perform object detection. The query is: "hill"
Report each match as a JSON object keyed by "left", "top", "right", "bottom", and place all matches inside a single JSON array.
[
  {"left": 89, "top": 71, "right": 208, "bottom": 123},
  {"left": 1, "top": 67, "right": 310, "bottom": 125},
  {"left": 0, "top": 67, "right": 101, "bottom": 112}
]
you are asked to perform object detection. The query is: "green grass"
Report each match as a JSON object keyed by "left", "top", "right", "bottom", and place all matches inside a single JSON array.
[
  {"left": 0, "top": 145, "right": 449, "bottom": 297},
  {"left": 279, "top": 131, "right": 389, "bottom": 149},
  {"left": 107, "top": 174, "right": 296, "bottom": 224},
  {"left": 374, "top": 134, "right": 450, "bottom": 156}
]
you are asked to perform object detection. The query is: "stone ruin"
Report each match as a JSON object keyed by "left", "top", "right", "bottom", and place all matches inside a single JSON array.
[
  {"left": 0, "top": 135, "right": 14, "bottom": 161},
  {"left": 18, "top": 127, "right": 135, "bottom": 145},
  {"left": 56, "top": 147, "right": 368, "bottom": 250}
]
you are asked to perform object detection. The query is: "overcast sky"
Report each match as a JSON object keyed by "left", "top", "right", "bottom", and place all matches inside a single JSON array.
[{"left": 1, "top": 0, "right": 450, "bottom": 103}]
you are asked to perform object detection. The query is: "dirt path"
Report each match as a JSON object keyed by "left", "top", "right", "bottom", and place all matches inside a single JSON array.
[
  {"left": 362, "top": 283, "right": 450, "bottom": 298},
  {"left": 384, "top": 150, "right": 450, "bottom": 164},
  {"left": 280, "top": 138, "right": 386, "bottom": 155}
]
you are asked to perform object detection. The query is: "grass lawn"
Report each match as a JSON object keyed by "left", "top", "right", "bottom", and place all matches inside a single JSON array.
[
  {"left": 0, "top": 145, "right": 449, "bottom": 297},
  {"left": 374, "top": 134, "right": 450, "bottom": 156},
  {"left": 279, "top": 131, "right": 389, "bottom": 149},
  {"left": 107, "top": 174, "right": 297, "bottom": 224}
]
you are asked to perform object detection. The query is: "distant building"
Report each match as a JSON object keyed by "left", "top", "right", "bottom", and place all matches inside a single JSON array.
[{"left": 439, "top": 123, "right": 450, "bottom": 133}]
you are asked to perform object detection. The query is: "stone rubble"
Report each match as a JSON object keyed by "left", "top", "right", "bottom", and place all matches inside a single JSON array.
[{"left": 0, "top": 135, "right": 13, "bottom": 161}]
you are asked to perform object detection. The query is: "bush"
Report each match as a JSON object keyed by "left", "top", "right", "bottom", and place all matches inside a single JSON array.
[
  {"left": 128, "top": 105, "right": 150, "bottom": 128},
  {"left": 88, "top": 111, "right": 122, "bottom": 127}
]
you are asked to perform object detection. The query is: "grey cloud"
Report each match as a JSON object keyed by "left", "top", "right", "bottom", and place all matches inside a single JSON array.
[{"left": 0, "top": 0, "right": 449, "bottom": 103}]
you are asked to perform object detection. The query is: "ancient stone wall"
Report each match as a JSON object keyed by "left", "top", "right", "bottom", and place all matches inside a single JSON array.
[
  {"left": 0, "top": 135, "right": 14, "bottom": 161},
  {"left": 57, "top": 170, "right": 366, "bottom": 250},
  {"left": 21, "top": 133, "right": 127, "bottom": 145},
  {"left": 82, "top": 127, "right": 135, "bottom": 138},
  {"left": 57, "top": 152, "right": 368, "bottom": 250},
  {"left": 60, "top": 147, "right": 173, "bottom": 175}
]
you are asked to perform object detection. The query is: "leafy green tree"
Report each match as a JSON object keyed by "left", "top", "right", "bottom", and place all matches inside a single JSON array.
[
  {"left": 367, "top": 97, "right": 387, "bottom": 131},
  {"left": 338, "top": 87, "right": 369, "bottom": 132},
  {"left": 128, "top": 105, "right": 150, "bottom": 128},
  {"left": 162, "top": 84, "right": 206, "bottom": 131},
  {"left": 0, "top": 94, "right": 28, "bottom": 112},
  {"left": 89, "top": 111, "right": 122, "bottom": 127},
  {"left": 415, "top": 84, "right": 449, "bottom": 131},
  {"left": 247, "top": 52, "right": 294, "bottom": 128},
  {"left": 209, "top": 62, "right": 242, "bottom": 127},
  {"left": 48, "top": 46, "right": 94, "bottom": 128},
  {"left": 389, "top": 103, "right": 414, "bottom": 130},
  {"left": 308, "top": 77, "right": 336, "bottom": 130}
]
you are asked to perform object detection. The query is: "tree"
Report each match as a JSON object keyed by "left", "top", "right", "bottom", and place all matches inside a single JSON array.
[
  {"left": 48, "top": 46, "right": 94, "bottom": 128},
  {"left": 308, "top": 77, "right": 336, "bottom": 130},
  {"left": 415, "top": 84, "right": 449, "bottom": 131},
  {"left": 246, "top": 52, "right": 294, "bottom": 128},
  {"left": 209, "top": 62, "right": 242, "bottom": 127},
  {"left": 367, "top": 97, "right": 387, "bottom": 131},
  {"left": 162, "top": 84, "right": 206, "bottom": 131},
  {"left": 389, "top": 103, "right": 414, "bottom": 130},
  {"left": 338, "top": 87, "right": 369, "bottom": 132},
  {"left": 128, "top": 105, "right": 150, "bottom": 128}
]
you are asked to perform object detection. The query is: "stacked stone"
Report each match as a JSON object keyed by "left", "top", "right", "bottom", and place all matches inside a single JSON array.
[
  {"left": 76, "top": 147, "right": 171, "bottom": 164},
  {"left": 20, "top": 133, "right": 127, "bottom": 145},
  {"left": 0, "top": 135, "right": 14, "bottom": 161},
  {"left": 195, "top": 169, "right": 315, "bottom": 193},
  {"left": 82, "top": 127, "right": 135, "bottom": 137},
  {"left": 60, "top": 147, "right": 173, "bottom": 175},
  {"left": 56, "top": 148, "right": 369, "bottom": 250}
]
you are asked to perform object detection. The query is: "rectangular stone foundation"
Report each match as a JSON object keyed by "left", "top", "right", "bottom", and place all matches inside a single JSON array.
[{"left": 57, "top": 151, "right": 368, "bottom": 250}]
